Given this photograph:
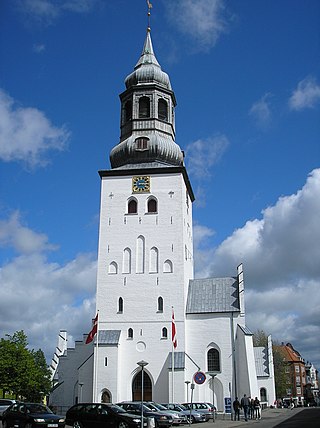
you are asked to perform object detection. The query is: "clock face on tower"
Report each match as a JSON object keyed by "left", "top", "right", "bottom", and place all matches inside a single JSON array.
[{"left": 132, "top": 176, "right": 151, "bottom": 193}]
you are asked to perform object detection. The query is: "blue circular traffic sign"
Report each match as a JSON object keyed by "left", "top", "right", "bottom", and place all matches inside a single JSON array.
[{"left": 193, "top": 371, "right": 206, "bottom": 385}]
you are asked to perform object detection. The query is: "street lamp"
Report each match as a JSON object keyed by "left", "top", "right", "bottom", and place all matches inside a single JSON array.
[
  {"left": 79, "top": 383, "right": 84, "bottom": 403},
  {"left": 137, "top": 360, "right": 149, "bottom": 428},
  {"left": 206, "top": 372, "right": 218, "bottom": 423},
  {"left": 185, "top": 381, "right": 191, "bottom": 402}
]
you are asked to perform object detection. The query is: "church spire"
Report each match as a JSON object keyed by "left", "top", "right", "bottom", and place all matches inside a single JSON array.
[{"left": 109, "top": 7, "right": 184, "bottom": 170}]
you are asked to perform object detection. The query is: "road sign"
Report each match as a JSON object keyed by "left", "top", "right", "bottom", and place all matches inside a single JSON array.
[{"left": 193, "top": 371, "right": 206, "bottom": 385}]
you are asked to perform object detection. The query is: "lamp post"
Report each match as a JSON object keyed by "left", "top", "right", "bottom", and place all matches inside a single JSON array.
[
  {"left": 79, "top": 383, "right": 84, "bottom": 403},
  {"left": 206, "top": 372, "right": 217, "bottom": 423},
  {"left": 185, "top": 381, "right": 191, "bottom": 402},
  {"left": 137, "top": 360, "right": 149, "bottom": 428}
]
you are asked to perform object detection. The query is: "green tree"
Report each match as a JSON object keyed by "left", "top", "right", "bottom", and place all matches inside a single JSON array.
[{"left": 0, "top": 331, "right": 51, "bottom": 400}]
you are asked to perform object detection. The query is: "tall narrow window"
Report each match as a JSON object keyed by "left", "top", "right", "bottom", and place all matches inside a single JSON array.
[
  {"left": 158, "top": 99, "right": 168, "bottom": 121},
  {"left": 128, "top": 328, "right": 133, "bottom": 339},
  {"left": 135, "top": 137, "right": 149, "bottom": 151},
  {"left": 128, "top": 199, "right": 137, "bottom": 214},
  {"left": 207, "top": 348, "right": 220, "bottom": 372},
  {"left": 147, "top": 198, "right": 157, "bottom": 213},
  {"left": 157, "top": 296, "right": 163, "bottom": 312},
  {"left": 124, "top": 100, "right": 132, "bottom": 122},
  {"left": 162, "top": 327, "right": 168, "bottom": 338},
  {"left": 139, "top": 97, "right": 150, "bottom": 118},
  {"left": 136, "top": 235, "right": 145, "bottom": 273},
  {"left": 149, "top": 247, "right": 159, "bottom": 273},
  {"left": 118, "top": 297, "right": 123, "bottom": 313},
  {"left": 123, "top": 248, "right": 131, "bottom": 274}
]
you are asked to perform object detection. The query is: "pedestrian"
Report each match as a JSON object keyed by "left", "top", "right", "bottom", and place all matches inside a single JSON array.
[
  {"left": 249, "top": 398, "right": 254, "bottom": 419},
  {"left": 254, "top": 397, "right": 261, "bottom": 419},
  {"left": 290, "top": 399, "right": 294, "bottom": 410},
  {"left": 233, "top": 397, "right": 241, "bottom": 421},
  {"left": 240, "top": 394, "right": 250, "bottom": 421}
]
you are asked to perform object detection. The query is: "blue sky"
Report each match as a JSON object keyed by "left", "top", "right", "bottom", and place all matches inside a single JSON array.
[{"left": 1, "top": 0, "right": 320, "bottom": 370}]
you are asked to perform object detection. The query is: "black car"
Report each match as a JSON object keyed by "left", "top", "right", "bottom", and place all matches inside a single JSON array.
[
  {"left": 2, "top": 402, "right": 65, "bottom": 428},
  {"left": 65, "top": 403, "right": 148, "bottom": 428},
  {"left": 117, "top": 402, "right": 173, "bottom": 427},
  {"left": 0, "top": 400, "right": 16, "bottom": 420}
]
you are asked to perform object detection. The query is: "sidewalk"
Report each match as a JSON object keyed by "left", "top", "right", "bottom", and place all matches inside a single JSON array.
[{"left": 191, "top": 407, "right": 305, "bottom": 428}]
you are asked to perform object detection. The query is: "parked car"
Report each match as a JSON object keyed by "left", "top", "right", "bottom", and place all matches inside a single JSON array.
[
  {"left": 144, "top": 402, "right": 187, "bottom": 425},
  {"left": 0, "top": 400, "right": 16, "bottom": 420},
  {"left": 181, "top": 403, "right": 215, "bottom": 421},
  {"left": 66, "top": 403, "right": 148, "bottom": 428},
  {"left": 2, "top": 402, "right": 65, "bottom": 428},
  {"left": 117, "top": 402, "right": 173, "bottom": 427},
  {"left": 161, "top": 404, "right": 207, "bottom": 424}
]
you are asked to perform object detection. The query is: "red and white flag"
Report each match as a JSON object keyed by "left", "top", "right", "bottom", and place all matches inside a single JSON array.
[
  {"left": 85, "top": 313, "right": 98, "bottom": 344},
  {"left": 172, "top": 308, "right": 177, "bottom": 349}
]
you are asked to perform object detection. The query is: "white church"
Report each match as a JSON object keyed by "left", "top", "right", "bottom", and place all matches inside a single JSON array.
[{"left": 49, "top": 18, "right": 276, "bottom": 415}]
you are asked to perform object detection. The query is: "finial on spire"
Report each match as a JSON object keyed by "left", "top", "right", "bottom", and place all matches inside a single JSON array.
[{"left": 146, "top": 0, "right": 152, "bottom": 32}]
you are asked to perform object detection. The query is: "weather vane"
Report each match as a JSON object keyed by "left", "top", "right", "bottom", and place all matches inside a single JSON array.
[{"left": 146, "top": 0, "right": 152, "bottom": 31}]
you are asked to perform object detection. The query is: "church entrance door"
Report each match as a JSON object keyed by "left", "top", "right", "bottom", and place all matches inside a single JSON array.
[{"left": 132, "top": 370, "right": 152, "bottom": 401}]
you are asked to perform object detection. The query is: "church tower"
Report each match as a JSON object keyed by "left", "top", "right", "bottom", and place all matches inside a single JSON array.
[{"left": 94, "top": 22, "right": 194, "bottom": 402}]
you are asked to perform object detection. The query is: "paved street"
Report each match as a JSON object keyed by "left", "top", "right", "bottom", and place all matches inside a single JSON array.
[
  {"left": 191, "top": 407, "right": 319, "bottom": 428},
  {"left": 1, "top": 407, "right": 319, "bottom": 428}
]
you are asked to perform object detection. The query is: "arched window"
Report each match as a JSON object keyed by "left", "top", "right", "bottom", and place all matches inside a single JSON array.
[
  {"left": 149, "top": 247, "right": 159, "bottom": 273},
  {"left": 108, "top": 261, "right": 118, "bottom": 274},
  {"left": 162, "top": 327, "right": 168, "bottom": 338},
  {"left": 128, "top": 199, "right": 137, "bottom": 214},
  {"left": 136, "top": 235, "right": 145, "bottom": 273},
  {"left": 207, "top": 348, "right": 220, "bottom": 372},
  {"left": 139, "top": 97, "right": 150, "bottom": 118},
  {"left": 118, "top": 297, "right": 123, "bottom": 313},
  {"left": 158, "top": 99, "right": 168, "bottom": 121},
  {"left": 135, "top": 137, "right": 149, "bottom": 151},
  {"left": 123, "top": 248, "right": 131, "bottom": 274},
  {"left": 260, "top": 387, "right": 267, "bottom": 402},
  {"left": 124, "top": 100, "right": 132, "bottom": 122},
  {"left": 163, "top": 259, "right": 173, "bottom": 273},
  {"left": 147, "top": 198, "right": 157, "bottom": 213},
  {"left": 128, "top": 328, "right": 133, "bottom": 339},
  {"left": 157, "top": 296, "right": 163, "bottom": 312}
]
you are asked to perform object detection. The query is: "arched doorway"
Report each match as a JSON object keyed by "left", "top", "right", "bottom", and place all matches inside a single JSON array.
[
  {"left": 132, "top": 370, "right": 152, "bottom": 401},
  {"left": 101, "top": 390, "right": 112, "bottom": 403}
]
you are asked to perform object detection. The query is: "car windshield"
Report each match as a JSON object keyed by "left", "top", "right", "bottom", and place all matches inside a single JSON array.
[
  {"left": 148, "top": 403, "right": 167, "bottom": 411},
  {"left": 109, "top": 405, "right": 127, "bottom": 414},
  {"left": 176, "top": 405, "right": 186, "bottom": 410},
  {"left": 26, "top": 404, "right": 52, "bottom": 414}
]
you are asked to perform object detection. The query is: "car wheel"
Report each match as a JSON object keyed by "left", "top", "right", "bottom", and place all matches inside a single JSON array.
[
  {"left": 25, "top": 423, "right": 33, "bottom": 428},
  {"left": 118, "top": 422, "right": 129, "bottom": 428},
  {"left": 73, "top": 421, "right": 83, "bottom": 428}
]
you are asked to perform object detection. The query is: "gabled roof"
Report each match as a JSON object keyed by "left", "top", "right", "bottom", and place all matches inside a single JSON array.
[
  {"left": 186, "top": 277, "right": 240, "bottom": 314},
  {"left": 254, "top": 346, "right": 269, "bottom": 377},
  {"left": 98, "top": 330, "right": 121, "bottom": 345}
]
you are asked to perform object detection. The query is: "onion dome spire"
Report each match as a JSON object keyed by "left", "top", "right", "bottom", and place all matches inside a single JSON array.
[{"left": 109, "top": 10, "right": 183, "bottom": 170}]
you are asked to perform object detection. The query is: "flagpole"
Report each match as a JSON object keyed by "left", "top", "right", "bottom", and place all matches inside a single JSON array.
[
  {"left": 172, "top": 306, "right": 175, "bottom": 403},
  {"left": 94, "top": 310, "right": 99, "bottom": 402}
]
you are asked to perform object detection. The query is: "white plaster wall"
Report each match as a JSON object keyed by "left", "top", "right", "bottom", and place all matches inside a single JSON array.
[
  {"left": 185, "top": 313, "right": 236, "bottom": 411},
  {"left": 94, "top": 170, "right": 194, "bottom": 402}
]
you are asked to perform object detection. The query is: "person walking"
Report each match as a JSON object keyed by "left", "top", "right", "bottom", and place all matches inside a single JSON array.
[
  {"left": 233, "top": 397, "right": 241, "bottom": 421},
  {"left": 254, "top": 397, "right": 261, "bottom": 419},
  {"left": 249, "top": 398, "right": 254, "bottom": 420},
  {"left": 241, "top": 394, "right": 250, "bottom": 421}
]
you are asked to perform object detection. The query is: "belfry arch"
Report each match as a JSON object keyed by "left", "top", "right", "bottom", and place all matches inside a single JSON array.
[{"left": 132, "top": 370, "right": 152, "bottom": 401}]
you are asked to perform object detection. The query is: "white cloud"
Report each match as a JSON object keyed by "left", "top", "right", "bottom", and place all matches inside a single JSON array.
[
  {"left": 0, "top": 212, "right": 97, "bottom": 359},
  {"left": 0, "top": 211, "right": 57, "bottom": 254},
  {"left": 194, "top": 168, "right": 320, "bottom": 367},
  {"left": 289, "top": 76, "right": 320, "bottom": 111},
  {"left": 185, "top": 134, "right": 229, "bottom": 180},
  {"left": 249, "top": 93, "right": 272, "bottom": 127},
  {"left": 0, "top": 89, "right": 69, "bottom": 168},
  {"left": 165, "top": 0, "right": 231, "bottom": 52},
  {"left": 33, "top": 43, "right": 46, "bottom": 53},
  {"left": 15, "top": 0, "right": 98, "bottom": 24}
]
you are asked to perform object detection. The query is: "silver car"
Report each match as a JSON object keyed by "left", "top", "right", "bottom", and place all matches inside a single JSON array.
[{"left": 161, "top": 404, "right": 207, "bottom": 424}]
